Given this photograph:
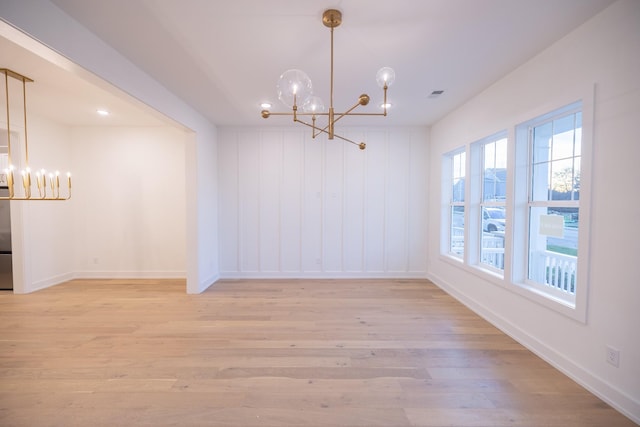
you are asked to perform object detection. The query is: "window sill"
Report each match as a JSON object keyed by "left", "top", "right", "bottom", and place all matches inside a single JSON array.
[{"left": 439, "top": 253, "right": 586, "bottom": 323}]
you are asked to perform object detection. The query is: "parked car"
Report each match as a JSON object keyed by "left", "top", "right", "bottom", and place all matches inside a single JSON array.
[{"left": 483, "top": 207, "right": 505, "bottom": 232}]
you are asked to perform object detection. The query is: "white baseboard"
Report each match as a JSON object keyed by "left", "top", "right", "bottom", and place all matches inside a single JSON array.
[
  {"left": 219, "top": 271, "right": 430, "bottom": 280},
  {"left": 21, "top": 271, "right": 186, "bottom": 293},
  {"left": 74, "top": 271, "right": 186, "bottom": 279},
  {"left": 427, "top": 271, "right": 640, "bottom": 425},
  {"left": 192, "top": 272, "right": 220, "bottom": 294},
  {"left": 29, "top": 272, "right": 76, "bottom": 293}
]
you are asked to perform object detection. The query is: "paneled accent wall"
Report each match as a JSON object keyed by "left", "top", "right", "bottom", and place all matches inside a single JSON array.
[{"left": 218, "top": 127, "right": 429, "bottom": 278}]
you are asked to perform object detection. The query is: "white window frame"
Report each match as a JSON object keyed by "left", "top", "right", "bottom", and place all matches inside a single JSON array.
[
  {"left": 470, "top": 132, "right": 508, "bottom": 275},
  {"left": 441, "top": 148, "right": 466, "bottom": 261},
  {"left": 512, "top": 99, "right": 593, "bottom": 323}
]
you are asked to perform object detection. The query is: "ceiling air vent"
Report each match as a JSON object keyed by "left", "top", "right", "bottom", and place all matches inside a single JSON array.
[{"left": 428, "top": 90, "right": 444, "bottom": 98}]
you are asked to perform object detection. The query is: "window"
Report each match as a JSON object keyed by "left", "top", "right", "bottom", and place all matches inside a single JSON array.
[
  {"left": 441, "top": 97, "right": 590, "bottom": 320},
  {"left": 478, "top": 135, "right": 507, "bottom": 271},
  {"left": 514, "top": 101, "right": 583, "bottom": 309},
  {"left": 442, "top": 149, "right": 466, "bottom": 258}
]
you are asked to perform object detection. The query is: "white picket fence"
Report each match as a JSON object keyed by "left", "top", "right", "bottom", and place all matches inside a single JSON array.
[
  {"left": 481, "top": 234, "right": 505, "bottom": 269},
  {"left": 452, "top": 231, "right": 576, "bottom": 294},
  {"left": 532, "top": 250, "right": 577, "bottom": 294}
]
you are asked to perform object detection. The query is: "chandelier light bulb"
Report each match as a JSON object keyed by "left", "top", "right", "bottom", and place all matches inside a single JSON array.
[
  {"left": 277, "top": 69, "right": 313, "bottom": 108},
  {"left": 303, "top": 96, "right": 325, "bottom": 113},
  {"left": 376, "top": 67, "right": 396, "bottom": 88}
]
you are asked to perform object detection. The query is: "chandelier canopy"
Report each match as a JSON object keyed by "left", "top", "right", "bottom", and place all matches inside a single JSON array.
[
  {"left": 260, "top": 9, "right": 395, "bottom": 150},
  {"left": 1, "top": 68, "right": 71, "bottom": 200}
]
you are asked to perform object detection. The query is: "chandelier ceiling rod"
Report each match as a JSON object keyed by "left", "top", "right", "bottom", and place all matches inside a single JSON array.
[
  {"left": 261, "top": 9, "right": 395, "bottom": 150},
  {"left": 1, "top": 68, "right": 71, "bottom": 200}
]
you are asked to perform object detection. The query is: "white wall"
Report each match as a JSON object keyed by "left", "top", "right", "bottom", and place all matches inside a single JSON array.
[
  {"left": 2, "top": 119, "right": 188, "bottom": 291},
  {"left": 0, "top": 0, "right": 219, "bottom": 293},
  {"left": 218, "top": 126, "right": 429, "bottom": 278},
  {"left": 427, "top": 0, "right": 640, "bottom": 422},
  {"left": 3, "top": 114, "right": 74, "bottom": 292},
  {"left": 188, "top": 125, "right": 220, "bottom": 292},
  {"left": 71, "top": 126, "right": 187, "bottom": 278}
]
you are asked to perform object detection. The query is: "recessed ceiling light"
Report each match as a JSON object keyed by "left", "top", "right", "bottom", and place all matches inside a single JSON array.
[
  {"left": 380, "top": 103, "right": 392, "bottom": 109},
  {"left": 260, "top": 102, "right": 272, "bottom": 109},
  {"left": 96, "top": 109, "right": 110, "bottom": 116}
]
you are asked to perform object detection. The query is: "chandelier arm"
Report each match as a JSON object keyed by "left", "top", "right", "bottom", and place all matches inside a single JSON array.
[
  {"left": 266, "top": 111, "right": 387, "bottom": 117},
  {"left": 313, "top": 120, "right": 331, "bottom": 137},
  {"left": 383, "top": 85, "right": 388, "bottom": 116},
  {"left": 293, "top": 118, "right": 324, "bottom": 133},
  {"left": 312, "top": 115, "right": 322, "bottom": 139},
  {"left": 329, "top": 132, "right": 361, "bottom": 148},
  {"left": 331, "top": 100, "right": 368, "bottom": 125},
  {"left": 265, "top": 112, "right": 331, "bottom": 117},
  {"left": 294, "top": 119, "right": 361, "bottom": 147},
  {"left": 334, "top": 112, "right": 387, "bottom": 116},
  {"left": 295, "top": 119, "right": 345, "bottom": 144}
]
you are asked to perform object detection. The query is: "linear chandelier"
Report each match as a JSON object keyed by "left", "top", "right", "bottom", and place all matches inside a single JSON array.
[
  {"left": 1, "top": 68, "right": 71, "bottom": 200},
  {"left": 260, "top": 9, "right": 395, "bottom": 150}
]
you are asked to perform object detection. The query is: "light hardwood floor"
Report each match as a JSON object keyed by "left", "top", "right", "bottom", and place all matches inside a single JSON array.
[{"left": 0, "top": 279, "right": 635, "bottom": 427}]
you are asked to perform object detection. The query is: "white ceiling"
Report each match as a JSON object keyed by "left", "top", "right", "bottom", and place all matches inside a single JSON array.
[
  {"left": 4, "top": 0, "right": 616, "bottom": 128},
  {"left": 0, "top": 28, "right": 168, "bottom": 127}
]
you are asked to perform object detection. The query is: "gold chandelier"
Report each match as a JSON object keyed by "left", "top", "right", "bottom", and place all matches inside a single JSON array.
[
  {"left": 1, "top": 68, "right": 71, "bottom": 200},
  {"left": 260, "top": 9, "right": 395, "bottom": 150}
]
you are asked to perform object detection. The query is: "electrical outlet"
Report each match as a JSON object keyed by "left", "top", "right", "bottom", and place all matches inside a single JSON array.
[{"left": 606, "top": 346, "right": 620, "bottom": 367}]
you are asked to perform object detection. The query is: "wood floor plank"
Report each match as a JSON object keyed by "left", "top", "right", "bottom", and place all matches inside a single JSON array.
[{"left": 0, "top": 279, "right": 636, "bottom": 426}]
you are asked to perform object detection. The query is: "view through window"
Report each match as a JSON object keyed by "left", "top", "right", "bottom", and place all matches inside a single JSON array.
[{"left": 526, "top": 108, "right": 582, "bottom": 299}]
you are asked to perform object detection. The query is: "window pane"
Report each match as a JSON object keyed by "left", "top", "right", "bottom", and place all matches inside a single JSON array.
[
  {"left": 482, "top": 138, "right": 507, "bottom": 202},
  {"left": 533, "top": 122, "right": 552, "bottom": 164},
  {"left": 452, "top": 152, "right": 465, "bottom": 202},
  {"left": 573, "top": 157, "right": 581, "bottom": 200},
  {"left": 550, "top": 158, "right": 575, "bottom": 200},
  {"left": 484, "top": 142, "right": 496, "bottom": 169},
  {"left": 482, "top": 170, "right": 501, "bottom": 201},
  {"left": 495, "top": 138, "right": 507, "bottom": 166},
  {"left": 481, "top": 207, "right": 505, "bottom": 270},
  {"left": 528, "top": 207, "right": 578, "bottom": 294},
  {"left": 551, "top": 115, "right": 576, "bottom": 161},
  {"left": 452, "top": 177, "right": 465, "bottom": 202},
  {"left": 574, "top": 113, "right": 582, "bottom": 157},
  {"left": 450, "top": 206, "right": 464, "bottom": 255},
  {"left": 531, "top": 161, "right": 550, "bottom": 201}
]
